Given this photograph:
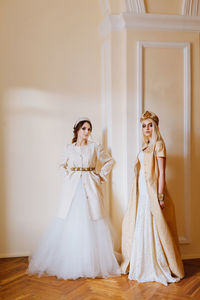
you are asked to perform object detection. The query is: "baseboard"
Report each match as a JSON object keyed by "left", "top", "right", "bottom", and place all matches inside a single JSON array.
[
  {"left": 0, "top": 252, "right": 30, "bottom": 258},
  {"left": 182, "top": 254, "right": 200, "bottom": 260}
]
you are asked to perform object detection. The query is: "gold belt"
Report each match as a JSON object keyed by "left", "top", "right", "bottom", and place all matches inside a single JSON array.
[{"left": 71, "top": 167, "right": 95, "bottom": 171}]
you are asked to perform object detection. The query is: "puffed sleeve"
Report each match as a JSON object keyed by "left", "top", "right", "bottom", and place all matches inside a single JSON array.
[
  {"left": 60, "top": 145, "right": 69, "bottom": 175},
  {"left": 155, "top": 140, "right": 166, "bottom": 158},
  {"left": 96, "top": 144, "right": 114, "bottom": 182}
]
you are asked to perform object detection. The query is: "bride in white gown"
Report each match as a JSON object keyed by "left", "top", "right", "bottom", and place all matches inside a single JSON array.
[
  {"left": 121, "top": 111, "right": 184, "bottom": 286},
  {"left": 28, "top": 117, "right": 120, "bottom": 279}
]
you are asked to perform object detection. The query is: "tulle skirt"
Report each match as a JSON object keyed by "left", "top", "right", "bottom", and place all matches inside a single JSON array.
[{"left": 28, "top": 179, "right": 120, "bottom": 279}]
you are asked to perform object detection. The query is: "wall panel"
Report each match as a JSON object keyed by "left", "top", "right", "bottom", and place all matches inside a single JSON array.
[{"left": 137, "top": 41, "right": 191, "bottom": 244}]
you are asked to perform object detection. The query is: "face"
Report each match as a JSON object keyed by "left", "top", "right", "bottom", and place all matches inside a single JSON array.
[
  {"left": 142, "top": 119, "right": 153, "bottom": 138},
  {"left": 77, "top": 122, "right": 92, "bottom": 141}
]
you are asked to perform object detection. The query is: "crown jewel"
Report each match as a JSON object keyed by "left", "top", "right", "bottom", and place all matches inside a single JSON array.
[{"left": 140, "top": 110, "right": 159, "bottom": 125}]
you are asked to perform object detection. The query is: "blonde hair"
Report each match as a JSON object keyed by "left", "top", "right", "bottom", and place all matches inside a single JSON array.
[{"left": 141, "top": 119, "right": 164, "bottom": 149}]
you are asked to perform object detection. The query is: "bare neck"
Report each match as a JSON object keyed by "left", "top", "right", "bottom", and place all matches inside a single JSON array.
[{"left": 76, "top": 139, "right": 88, "bottom": 146}]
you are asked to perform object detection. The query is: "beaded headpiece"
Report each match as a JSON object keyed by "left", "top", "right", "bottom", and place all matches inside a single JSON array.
[
  {"left": 74, "top": 117, "right": 91, "bottom": 128},
  {"left": 140, "top": 110, "right": 159, "bottom": 126}
]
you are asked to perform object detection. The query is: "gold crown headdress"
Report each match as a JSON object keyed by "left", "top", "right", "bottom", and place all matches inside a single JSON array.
[{"left": 140, "top": 110, "right": 159, "bottom": 126}]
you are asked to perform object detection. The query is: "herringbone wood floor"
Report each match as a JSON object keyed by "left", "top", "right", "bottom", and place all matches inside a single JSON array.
[{"left": 0, "top": 257, "right": 200, "bottom": 300}]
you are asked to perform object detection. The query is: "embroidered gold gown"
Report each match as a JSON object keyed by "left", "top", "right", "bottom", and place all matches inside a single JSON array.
[
  {"left": 128, "top": 151, "right": 180, "bottom": 285},
  {"left": 121, "top": 140, "right": 184, "bottom": 285}
]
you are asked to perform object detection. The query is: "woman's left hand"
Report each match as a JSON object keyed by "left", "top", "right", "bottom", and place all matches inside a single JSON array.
[{"left": 159, "top": 200, "right": 165, "bottom": 209}]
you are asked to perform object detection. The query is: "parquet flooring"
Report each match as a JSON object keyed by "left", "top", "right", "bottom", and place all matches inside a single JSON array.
[{"left": 0, "top": 257, "right": 200, "bottom": 300}]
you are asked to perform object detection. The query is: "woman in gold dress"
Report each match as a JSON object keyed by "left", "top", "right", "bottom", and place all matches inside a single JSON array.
[{"left": 121, "top": 111, "right": 184, "bottom": 285}]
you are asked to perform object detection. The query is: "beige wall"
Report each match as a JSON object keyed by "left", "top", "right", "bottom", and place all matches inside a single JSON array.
[
  {"left": 1, "top": 0, "right": 200, "bottom": 260},
  {"left": 100, "top": 3, "right": 200, "bottom": 259},
  {"left": 0, "top": 0, "right": 101, "bottom": 257},
  {"left": 109, "top": 31, "right": 127, "bottom": 235}
]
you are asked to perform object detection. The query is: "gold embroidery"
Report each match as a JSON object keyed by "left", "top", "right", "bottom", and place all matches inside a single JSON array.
[{"left": 71, "top": 167, "right": 95, "bottom": 171}]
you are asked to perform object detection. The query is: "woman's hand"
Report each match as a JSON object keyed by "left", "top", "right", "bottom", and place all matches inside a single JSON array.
[
  {"left": 98, "top": 174, "right": 104, "bottom": 184},
  {"left": 157, "top": 157, "right": 166, "bottom": 210},
  {"left": 159, "top": 200, "right": 165, "bottom": 210},
  {"left": 93, "top": 172, "right": 104, "bottom": 184}
]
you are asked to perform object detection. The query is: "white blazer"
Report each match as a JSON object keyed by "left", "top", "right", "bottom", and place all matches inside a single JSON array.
[{"left": 57, "top": 141, "right": 114, "bottom": 220}]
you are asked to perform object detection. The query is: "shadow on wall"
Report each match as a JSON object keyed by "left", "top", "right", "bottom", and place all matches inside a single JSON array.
[
  {"left": 166, "top": 154, "right": 188, "bottom": 244},
  {"left": 102, "top": 128, "right": 123, "bottom": 253},
  {"left": 111, "top": 187, "right": 124, "bottom": 254},
  {"left": 0, "top": 92, "right": 7, "bottom": 257}
]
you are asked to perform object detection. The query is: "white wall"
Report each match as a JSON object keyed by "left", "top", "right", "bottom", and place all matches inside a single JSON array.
[{"left": 0, "top": 0, "right": 102, "bottom": 257}]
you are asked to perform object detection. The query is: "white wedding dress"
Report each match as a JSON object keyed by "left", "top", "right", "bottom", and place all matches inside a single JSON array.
[
  {"left": 128, "top": 151, "right": 180, "bottom": 286},
  {"left": 28, "top": 178, "right": 120, "bottom": 279}
]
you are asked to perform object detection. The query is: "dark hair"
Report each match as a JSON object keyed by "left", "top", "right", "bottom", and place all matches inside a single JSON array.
[{"left": 72, "top": 120, "right": 92, "bottom": 144}]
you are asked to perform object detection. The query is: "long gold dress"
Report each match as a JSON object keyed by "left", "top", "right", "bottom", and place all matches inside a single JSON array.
[
  {"left": 121, "top": 140, "right": 184, "bottom": 284},
  {"left": 128, "top": 151, "right": 180, "bottom": 285}
]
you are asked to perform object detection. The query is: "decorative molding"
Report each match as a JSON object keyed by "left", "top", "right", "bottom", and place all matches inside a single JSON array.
[
  {"left": 101, "top": 40, "right": 112, "bottom": 150},
  {"left": 137, "top": 41, "right": 191, "bottom": 244},
  {"left": 99, "top": 0, "right": 110, "bottom": 17},
  {"left": 101, "top": 40, "right": 112, "bottom": 214},
  {"left": 125, "top": 0, "right": 146, "bottom": 13},
  {"left": 99, "top": 13, "right": 200, "bottom": 38},
  {"left": 182, "top": 0, "right": 200, "bottom": 16}
]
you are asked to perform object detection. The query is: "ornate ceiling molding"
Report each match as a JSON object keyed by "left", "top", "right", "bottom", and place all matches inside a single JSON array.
[
  {"left": 182, "top": 0, "right": 200, "bottom": 16},
  {"left": 125, "top": 0, "right": 146, "bottom": 13}
]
